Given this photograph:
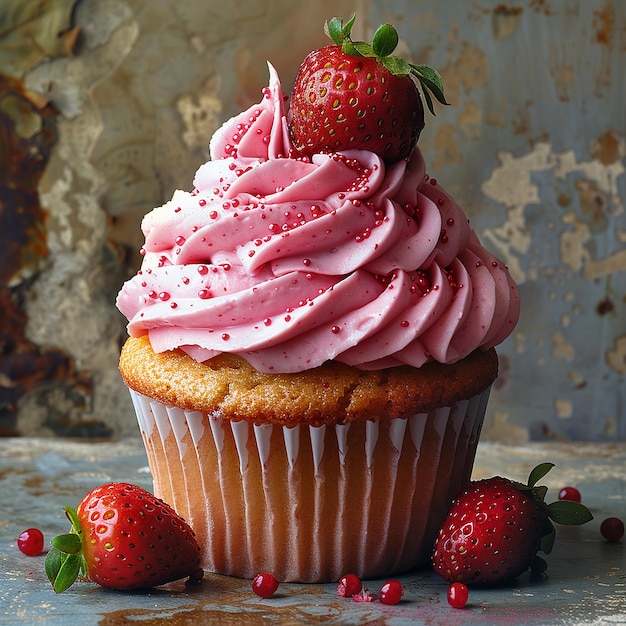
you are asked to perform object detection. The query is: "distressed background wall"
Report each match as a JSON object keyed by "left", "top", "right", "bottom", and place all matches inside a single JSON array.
[{"left": 0, "top": 0, "right": 624, "bottom": 440}]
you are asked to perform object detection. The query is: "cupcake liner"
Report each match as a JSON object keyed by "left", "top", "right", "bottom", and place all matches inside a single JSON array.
[{"left": 129, "top": 386, "right": 489, "bottom": 582}]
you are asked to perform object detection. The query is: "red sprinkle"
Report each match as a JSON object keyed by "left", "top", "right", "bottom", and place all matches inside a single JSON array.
[
  {"left": 337, "top": 573, "right": 362, "bottom": 597},
  {"left": 252, "top": 572, "right": 279, "bottom": 598},
  {"left": 601, "top": 517, "right": 624, "bottom": 543},
  {"left": 17, "top": 528, "right": 44, "bottom": 556},
  {"left": 558, "top": 486, "right": 581, "bottom": 503},
  {"left": 379, "top": 580, "right": 404, "bottom": 605},
  {"left": 447, "top": 582, "right": 469, "bottom": 609}
]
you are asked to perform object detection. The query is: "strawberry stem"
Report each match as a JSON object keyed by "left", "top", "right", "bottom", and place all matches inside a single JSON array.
[{"left": 323, "top": 14, "right": 449, "bottom": 115}]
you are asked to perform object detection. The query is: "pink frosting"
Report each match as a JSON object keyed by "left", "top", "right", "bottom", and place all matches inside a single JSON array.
[{"left": 116, "top": 64, "right": 519, "bottom": 373}]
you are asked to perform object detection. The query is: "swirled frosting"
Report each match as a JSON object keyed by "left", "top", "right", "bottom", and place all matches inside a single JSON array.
[{"left": 116, "top": 63, "right": 519, "bottom": 373}]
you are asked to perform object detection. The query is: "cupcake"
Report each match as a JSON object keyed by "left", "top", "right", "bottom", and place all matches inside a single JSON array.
[{"left": 116, "top": 20, "right": 519, "bottom": 583}]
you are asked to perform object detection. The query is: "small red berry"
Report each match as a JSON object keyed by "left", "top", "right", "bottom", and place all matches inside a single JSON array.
[
  {"left": 17, "top": 528, "right": 44, "bottom": 556},
  {"left": 600, "top": 517, "right": 624, "bottom": 543},
  {"left": 447, "top": 582, "right": 469, "bottom": 609},
  {"left": 558, "top": 486, "right": 581, "bottom": 502},
  {"left": 252, "top": 572, "right": 279, "bottom": 598},
  {"left": 337, "top": 573, "right": 362, "bottom": 597},
  {"left": 379, "top": 579, "right": 404, "bottom": 605}
]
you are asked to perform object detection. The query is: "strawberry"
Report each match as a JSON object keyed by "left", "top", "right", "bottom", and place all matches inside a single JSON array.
[
  {"left": 288, "top": 15, "right": 448, "bottom": 162},
  {"left": 432, "top": 463, "right": 593, "bottom": 586},
  {"left": 45, "top": 482, "right": 203, "bottom": 592}
]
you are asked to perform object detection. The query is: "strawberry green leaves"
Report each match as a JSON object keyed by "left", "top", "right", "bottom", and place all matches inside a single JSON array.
[
  {"left": 523, "top": 462, "right": 593, "bottom": 557},
  {"left": 371, "top": 24, "right": 399, "bottom": 57},
  {"left": 324, "top": 15, "right": 355, "bottom": 46},
  {"left": 528, "top": 462, "right": 555, "bottom": 488},
  {"left": 45, "top": 506, "right": 87, "bottom": 593},
  {"left": 45, "top": 546, "right": 82, "bottom": 593},
  {"left": 527, "top": 463, "right": 593, "bottom": 577},
  {"left": 323, "top": 15, "right": 448, "bottom": 115},
  {"left": 547, "top": 499, "right": 594, "bottom": 525}
]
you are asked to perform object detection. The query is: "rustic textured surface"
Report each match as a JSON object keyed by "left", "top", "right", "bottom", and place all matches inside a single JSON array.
[
  {"left": 369, "top": 0, "right": 626, "bottom": 441},
  {"left": 0, "top": 0, "right": 624, "bottom": 439},
  {"left": 1, "top": 0, "right": 360, "bottom": 437}
]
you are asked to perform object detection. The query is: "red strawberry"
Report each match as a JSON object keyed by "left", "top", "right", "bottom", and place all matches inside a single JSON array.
[
  {"left": 432, "top": 463, "right": 593, "bottom": 586},
  {"left": 45, "top": 483, "right": 203, "bottom": 592},
  {"left": 288, "top": 15, "right": 448, "bottom": 163}
]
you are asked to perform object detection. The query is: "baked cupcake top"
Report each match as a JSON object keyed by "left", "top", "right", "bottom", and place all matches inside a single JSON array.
[
  {"left": 120, "top": 335, "right": 497, "bottom": 425},
  {"left": 116, "top": 31, "right": 519, "bottom": 374}
]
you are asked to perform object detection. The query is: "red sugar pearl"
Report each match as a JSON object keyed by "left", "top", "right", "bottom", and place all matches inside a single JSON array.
[
  {"left": 600, "top": 517, "right": 624, "bottom": 543},
  {"left": 447, "top": 581, "right": 469, "bottom": 609},
  {"left": 337, "top": 573, "right": 362, "bottom": 597},
  {"left": 558, "top": 486, "right": 581, "bottom": 502},
  {"left": 17, "top": 528, "right": 44, "bottom": 556},
  {"left": 379, "top": 580, "right": 404, "bottom": 605},
  {"left": 252, "top": 572, "right": 279, "bottom": 598}
]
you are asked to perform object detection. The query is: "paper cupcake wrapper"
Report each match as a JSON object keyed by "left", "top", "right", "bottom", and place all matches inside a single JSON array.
[{"left": 129, "top": 387, "right": 489, "bottom": 582}]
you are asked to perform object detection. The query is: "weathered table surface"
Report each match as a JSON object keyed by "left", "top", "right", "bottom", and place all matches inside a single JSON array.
[{"left": 1, "top": 438, "right": 624, "bottom": 625}]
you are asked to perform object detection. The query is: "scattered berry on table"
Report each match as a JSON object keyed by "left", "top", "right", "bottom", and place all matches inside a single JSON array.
[
  {"left": 432, "top": 462, "right": 593, "bottom": 585},
  {"left": 17, "top": 528, "right": 44, "bottom": 556},
  {"left": 600, "top": 517, "right": 624, "bottom": 543},
  {"left": 379, "top": 579, "right": 404, "bottom": 605},
  {"left": 337, "top": 572, "right": 362, "bottom": 597},
  {"left": 558, "top": 486, "right": 581, "bottom": 502},
  {"left": 45, "top": 482, "right": 202, "bottom": 592},
  {"left": 252, "top": 572, "right": 279, "bottom": 598},
  {"left": 447, "top": 582, "right": 469, "bottom": 609}
]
